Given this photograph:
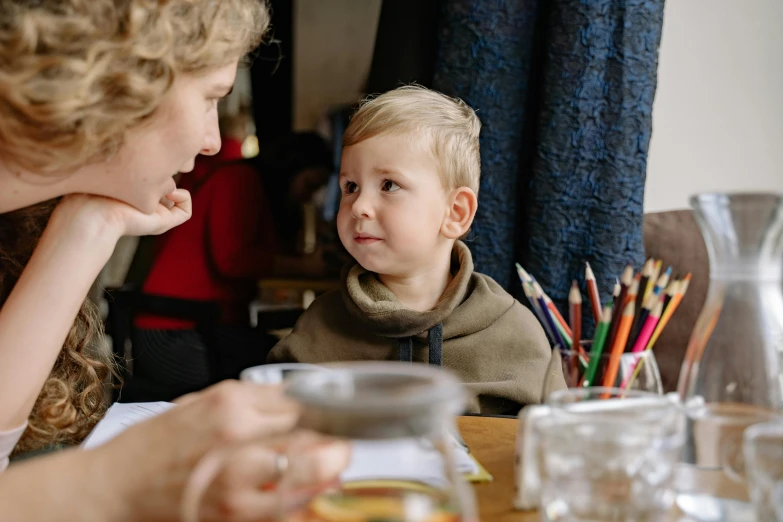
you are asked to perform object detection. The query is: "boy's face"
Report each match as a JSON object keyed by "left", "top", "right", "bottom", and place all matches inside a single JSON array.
[{"left": 337, "top": 132, "right": 452, "bottom": 277}]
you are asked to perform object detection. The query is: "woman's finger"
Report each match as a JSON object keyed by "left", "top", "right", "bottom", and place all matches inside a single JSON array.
[
  {"left": 183, "top": 433, "right": 351, "bottom": 522},
  {"left": 282, "top": 437, "right": 352, "bottom": 490}
]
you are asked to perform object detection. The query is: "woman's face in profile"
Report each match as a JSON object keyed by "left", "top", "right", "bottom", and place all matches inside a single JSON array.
[{"left": 88, "top": 61, "right": 239, "bottom": 213}]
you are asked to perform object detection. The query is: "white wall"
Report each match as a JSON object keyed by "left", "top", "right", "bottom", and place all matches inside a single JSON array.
[
  {"left": 645, "top": 0, "right": 783, "bottom": 212},
  {"left": 293, "top": 0, "right": 382, "bottom": 131}
]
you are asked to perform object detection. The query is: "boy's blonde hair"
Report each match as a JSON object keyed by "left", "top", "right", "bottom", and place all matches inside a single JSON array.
[{"left": 343, "top": 85, "right": 481, "bottom": 194}]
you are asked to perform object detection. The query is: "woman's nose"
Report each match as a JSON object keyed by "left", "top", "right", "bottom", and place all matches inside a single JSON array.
[{"left": 201, "top": 111, "right": 222, "bottom": 156}]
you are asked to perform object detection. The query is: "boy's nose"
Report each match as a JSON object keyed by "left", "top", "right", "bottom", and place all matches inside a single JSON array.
[{"left": 351, "top": 193, "right": 375, "bottom": 219}]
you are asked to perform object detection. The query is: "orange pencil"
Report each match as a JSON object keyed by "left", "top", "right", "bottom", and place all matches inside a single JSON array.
[
  {"left": 607, "top": 265, "right": 634, "bottom": 351},
  {"left": 645, "top": 274, "right": 690, "bottom": 351},
  {"left": 585, "top": 262, "right": 601, "bottom": 324},
  {"left": 545, "top": 294, "right": 573, "bottom": 338},
  {"left": 601, "top": 301, "right": 635, "bottom": 390},
  {"left": 569, "top": 281, "right": 582, "bottom": 351}
]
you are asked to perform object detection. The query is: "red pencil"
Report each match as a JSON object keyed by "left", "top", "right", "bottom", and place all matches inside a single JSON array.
[{"left": 585, "top": 262, "right": 601, "bottom": 324}]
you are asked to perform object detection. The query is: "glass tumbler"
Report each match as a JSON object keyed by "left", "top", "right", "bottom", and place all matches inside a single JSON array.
[{"left": 536, "top": 387, "right": 685, "bottom": 522}]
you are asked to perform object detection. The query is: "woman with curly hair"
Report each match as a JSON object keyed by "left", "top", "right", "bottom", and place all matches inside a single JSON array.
[{"left": 0, "top": 1, "right": 348, "bottom": 520}]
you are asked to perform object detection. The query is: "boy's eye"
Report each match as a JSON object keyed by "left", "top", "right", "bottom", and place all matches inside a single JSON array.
[
  {"left": 382, "top": 180, "right": 400, "bottom": 192},
  {"left": 343, "top": 181, "right": 358, "bottom": 194}
]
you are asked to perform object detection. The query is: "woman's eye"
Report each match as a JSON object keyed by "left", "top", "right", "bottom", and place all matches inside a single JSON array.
[{"left": 382, "top": 180, "right": 400, "bottom": 192}]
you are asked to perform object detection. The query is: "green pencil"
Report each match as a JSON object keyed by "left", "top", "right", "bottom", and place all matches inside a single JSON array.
[{"left": 583, "top": 305, "right": 613, "bottom": 387}]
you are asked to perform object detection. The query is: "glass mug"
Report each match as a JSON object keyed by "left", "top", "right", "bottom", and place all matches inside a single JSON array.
[{"left": 280, "top": 362, "right": 477, "bottom": 522}]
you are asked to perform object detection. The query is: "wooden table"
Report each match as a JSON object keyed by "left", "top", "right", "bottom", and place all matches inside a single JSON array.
[
  {"left": 458, "top": 416, "right": 527, "bottom": 522},
  {"left": 456, "top": 416, "right": 749, "bottom": 522}
]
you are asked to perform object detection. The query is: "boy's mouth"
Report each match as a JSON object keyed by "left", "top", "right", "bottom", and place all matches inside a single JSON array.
[{"left": 355, "top": 233, "right": 382, "bottom": 245}]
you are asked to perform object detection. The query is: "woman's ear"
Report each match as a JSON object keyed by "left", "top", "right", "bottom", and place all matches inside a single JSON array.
[{"left": 441, "top": 187, "right": 478, "bottom": 239}]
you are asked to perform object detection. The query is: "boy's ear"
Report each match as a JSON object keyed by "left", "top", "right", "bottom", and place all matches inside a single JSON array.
[{"left": 441, "top": 187, "right": 478, "bottom": 240}]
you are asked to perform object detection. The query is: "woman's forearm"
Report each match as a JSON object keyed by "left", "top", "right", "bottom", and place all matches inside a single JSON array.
[
  {"left": 0, "top": 447, "right": 133, "bottom": 522},
  {"left": 0, "top": 212, "right": 117, "bottom": 430}
]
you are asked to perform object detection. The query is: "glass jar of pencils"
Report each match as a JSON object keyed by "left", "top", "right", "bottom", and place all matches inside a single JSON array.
[
  {"left": 542, "top": 341, "right": 664, "bottom": 401},
  {"left": 677, "top": 194, "right": 783, "bottom": 506},
  {"left": 280, "top": 362, "right": 478, "bottom": 522}
]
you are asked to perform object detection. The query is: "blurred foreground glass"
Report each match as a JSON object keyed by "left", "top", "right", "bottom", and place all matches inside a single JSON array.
[
  {"left": 536, "top": 388, "right": 685, "bottom": 522},
  {"left": 542, "top": 343, "right": 663, "bottom": 402},
  {"left": 744, "top": 422, "right": 783, "bottom": 521},
  {"left": 280, "top": 362, "right": 477, "bottom": 522}
]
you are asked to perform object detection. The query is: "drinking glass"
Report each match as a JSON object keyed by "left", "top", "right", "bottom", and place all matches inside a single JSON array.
[
  {"left": 536, "top": 387, "right": 685, "bottom": 522},
  {"left": 743, "top": 421, "right": 783, "bottom": 521}
]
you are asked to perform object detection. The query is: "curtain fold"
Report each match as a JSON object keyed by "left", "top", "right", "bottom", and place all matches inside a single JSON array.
[{"left": 434, "top": 0, "right": 665, "bottom": 334}]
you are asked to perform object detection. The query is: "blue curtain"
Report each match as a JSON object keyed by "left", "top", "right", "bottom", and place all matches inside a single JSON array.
[{"left": 433, "top": 0, "right": 665, "bottom": 334}]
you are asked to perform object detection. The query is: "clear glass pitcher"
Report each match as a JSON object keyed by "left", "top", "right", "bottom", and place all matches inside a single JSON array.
[
  {"left": 677, "top": 193, "right": 783, "bottom": 481},
  {"left": 281, "top": 361, "right": 478, "bottom": 522}
]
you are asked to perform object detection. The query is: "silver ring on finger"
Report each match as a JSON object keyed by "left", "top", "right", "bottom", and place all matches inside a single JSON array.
[{"left": 273, "top": 452, "right": 289, "bottom": 481}]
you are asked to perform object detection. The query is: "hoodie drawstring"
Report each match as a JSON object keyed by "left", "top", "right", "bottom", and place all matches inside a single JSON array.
[{"left": 396, "top": 322, "right": 443, "bottom": 366}]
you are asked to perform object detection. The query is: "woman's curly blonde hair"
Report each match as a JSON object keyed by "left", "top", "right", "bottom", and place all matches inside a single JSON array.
[{"left": 0, "top": 0, "right": 269, "bottom": 453}]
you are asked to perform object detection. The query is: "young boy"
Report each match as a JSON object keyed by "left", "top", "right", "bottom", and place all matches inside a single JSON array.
[{"left": 268, "top": 85, "right": 562, "bottom": 414}]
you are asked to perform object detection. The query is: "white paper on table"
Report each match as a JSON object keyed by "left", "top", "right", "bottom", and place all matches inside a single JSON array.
[
  {"left": 343, "top": 436, "right": 478, "bottom": 490},
  {"left": 81, "top": 402, "right": 477, "bottom": 489},
  {"left": 81, "top": 402, "right": 174, "bottom": 449}
]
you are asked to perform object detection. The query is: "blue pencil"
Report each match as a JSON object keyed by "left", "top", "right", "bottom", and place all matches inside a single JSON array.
[
  {"left": 533, "top": 282, "right": 566, "bottom": 350},
  {"left": 515, "top": 264, "right": 556, "bottom": 343}
]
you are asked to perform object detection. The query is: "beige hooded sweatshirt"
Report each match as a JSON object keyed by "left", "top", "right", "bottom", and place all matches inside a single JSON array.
[{"left": 269, "top": 241, "right": 565, "bottom": 414}]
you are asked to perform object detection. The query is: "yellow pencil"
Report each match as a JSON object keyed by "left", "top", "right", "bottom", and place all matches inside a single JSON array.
[{"left": 645, "top": 274, "right": 690, "bottom": 351}]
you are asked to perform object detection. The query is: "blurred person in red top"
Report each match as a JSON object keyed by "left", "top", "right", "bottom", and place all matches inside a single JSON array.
[{"left": 130, "top": 111, "right": 279, "bottom": 401}]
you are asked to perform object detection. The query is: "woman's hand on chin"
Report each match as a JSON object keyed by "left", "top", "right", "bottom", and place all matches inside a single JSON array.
[{"left": 50, "top": 189, "right": 193, "bottom": 241}]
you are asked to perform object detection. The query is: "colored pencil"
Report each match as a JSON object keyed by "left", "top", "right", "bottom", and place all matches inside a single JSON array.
[
  {"left": 636, "top": 259, "right": 653, "bottom": 314},
  {"left": 627, "top": 267, "right": 671, "bottom": 350},
  {"left": 534, "top": 282, "right": 566, "bottom": 350},
  {"left": 612, "top": 278, "right": 621, "bottom": 310},
  {"left": 585, "top": 262, "right": 602, "bottom": 324},
  {"left": 607, "top": 265, "right": 634, "bottom": 352},
  {"left": 631, "top": 299, "right": 664, "bottom": 354},
  {"left": 653, "top": 266, "right": 673, "bottom": 296},
  {"left": 662, "top": 279, "right": 680, "bottom": 315},
  {"left": 516, "top": 264, "right": 556, "bottom": 344},
  {"left": 601, "top": 301, "right": 636, "bottom": 389},
  {"left": 582, "top": 305, "right": 613, "bottom": 387},
  {"left": 625, "top": 274, "right": 640, "bottom": 308},
  {"left": 620, "top": 299, "right": 665, "bottom": 389},
  {"left": 530, "top": 274, "right": 573, "bottom": 346},
  {"left": 645, "top": 260, "right": 663, "bottom": 303},
  {"left": 545, "top": 294, "right": 573, "bottom": 339},
  {"left": 645, "top": 274, "right": 690, "bottom": 351},
  {"left": 569, "top": 281, "right": 582, "bottom": 350},
  {"left": 624, "top": 282, "right": 688, "bottom": 389}
]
